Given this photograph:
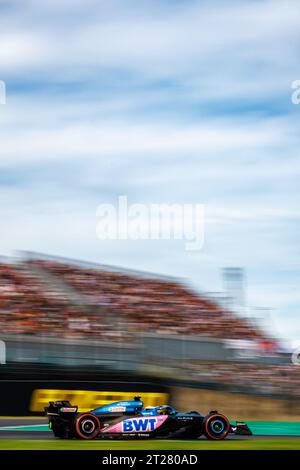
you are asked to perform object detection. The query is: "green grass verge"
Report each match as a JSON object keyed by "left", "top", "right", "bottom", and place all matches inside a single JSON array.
[{"left": 0, "top": 439, "right": 300, "bottom": 450}]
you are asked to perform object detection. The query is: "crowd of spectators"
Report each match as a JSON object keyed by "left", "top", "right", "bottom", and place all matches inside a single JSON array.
[
  {"left": 0, "top": 257, "right": 265, "bottom": 342},
  {"left": 0, "top": 262, "right": 125, "bottom": 340},
  {"left": 179, "top": 361, "right": 300, "bottom": 397},
  {"left": 29, "top": 259, "right": 265, "bottom": 341},
  {"left": 0, "top": 262, "right": 73, "bottom": 336}
]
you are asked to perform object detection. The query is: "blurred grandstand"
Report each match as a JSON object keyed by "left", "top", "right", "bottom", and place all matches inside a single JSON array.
[
  {"left": 1, "top": 251, "right": 299, "bottom": 400},
  {"left": 0, "top": 252, "right": 267, "bottom": 341}
]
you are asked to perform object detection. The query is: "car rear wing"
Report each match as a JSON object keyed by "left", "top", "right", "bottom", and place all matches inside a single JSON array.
[{"left": 44, "top": 400, "right": 78, "bottom": 417}]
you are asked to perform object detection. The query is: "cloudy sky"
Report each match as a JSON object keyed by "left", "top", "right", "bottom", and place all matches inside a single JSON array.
[{"left": 0, "top": 0, "right": 299, "bottom": 341}]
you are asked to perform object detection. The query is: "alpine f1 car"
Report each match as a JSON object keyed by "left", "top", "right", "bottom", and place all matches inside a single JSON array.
[{"left": 45, "top": 396, "right": 252, "bottom": 440}]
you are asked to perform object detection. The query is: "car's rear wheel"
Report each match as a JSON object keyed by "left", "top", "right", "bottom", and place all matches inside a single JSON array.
[
  {"left": 73, "top": 413, "right": 100, "bottom": 439},
  {"left": 202, "top": 413, "right": 230, "bottom": 440}
]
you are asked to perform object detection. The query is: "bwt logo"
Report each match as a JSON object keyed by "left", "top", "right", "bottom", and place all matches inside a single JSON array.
[
  {"left": 0, "top": 341, "right": 6, "bottom": 364},
  {"left": 123, "top": 418, "right": 157, "bottom": 432}
]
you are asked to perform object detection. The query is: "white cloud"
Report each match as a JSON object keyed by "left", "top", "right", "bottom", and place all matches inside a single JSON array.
[
  {"left": 0, "top": 117, "right": 288, "bottom": 165},
  {"left": 0, "top": 32, "right": 45, "bottom": 67}
]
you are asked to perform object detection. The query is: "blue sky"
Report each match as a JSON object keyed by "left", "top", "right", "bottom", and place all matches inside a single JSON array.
[{"left": 0, "top": 0, "right": 299, "bottom": 341}]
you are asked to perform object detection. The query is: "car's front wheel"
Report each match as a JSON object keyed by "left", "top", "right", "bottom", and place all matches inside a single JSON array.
[
  {"left": 202, "top": 413, "right": 230, "bottom": 440},
  {"left": 73, "top": 413, "right": 100, "bottom": 439}
]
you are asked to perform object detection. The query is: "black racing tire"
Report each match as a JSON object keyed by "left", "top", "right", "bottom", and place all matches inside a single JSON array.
[
  {"left": 73, "top": 413, "right": 100, "bottom": 440},
  {"left": 202, "top": 413, "right": 230, "bottom": 440}
]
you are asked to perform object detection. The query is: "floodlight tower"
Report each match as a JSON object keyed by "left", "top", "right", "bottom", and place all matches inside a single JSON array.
[{"left": 222, "top": 267, "right": 247, "bottom": 316}]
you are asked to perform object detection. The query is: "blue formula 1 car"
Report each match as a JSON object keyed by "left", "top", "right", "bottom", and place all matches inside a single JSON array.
[{"left": 45, "top": 396, "right": 252, "bottom": 440}]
